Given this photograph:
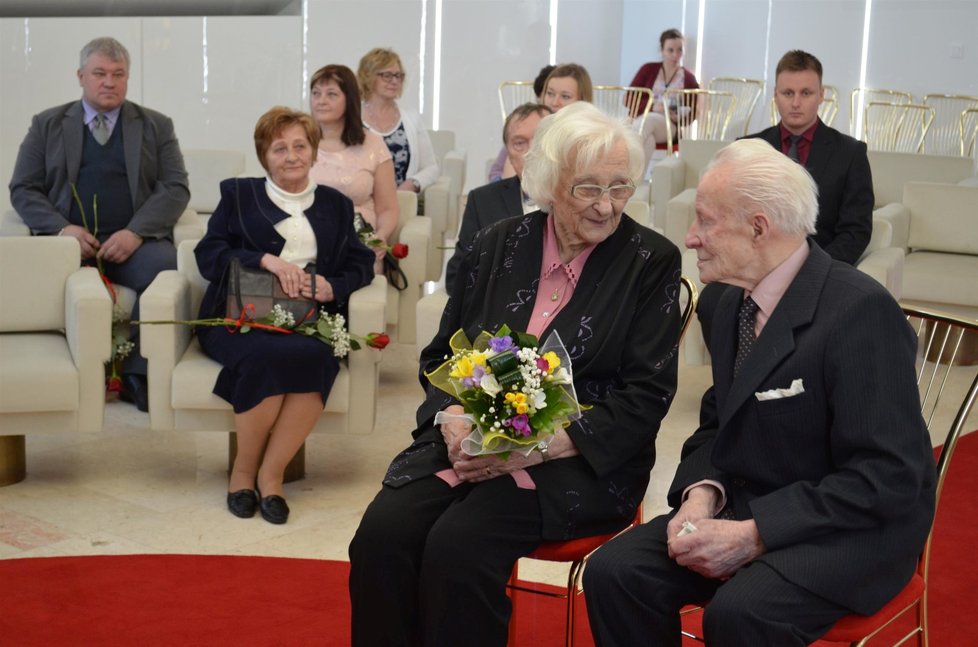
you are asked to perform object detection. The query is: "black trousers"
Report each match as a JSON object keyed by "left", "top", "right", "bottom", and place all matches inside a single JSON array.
[
  {"left": 583, "top": 515, "right": 849, "bottom": 647},
  {"left": 349, "top": 474, "right": 543, "bottom": 647}
]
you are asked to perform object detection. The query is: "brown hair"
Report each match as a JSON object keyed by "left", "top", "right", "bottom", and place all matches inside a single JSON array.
[
  {"left": 309, "top": 64, "right": 365, "bottom": 147},
  {"left": 659, "top": 28, "right": 684, "bottom": 50},
  {"left": 775, "top": 50, "right": 823, "bottom": 84},
  {"left": 253, "top": 106, "right": 321, "bottom": 172},
  {"left": 543, "top": 63, "right": 593, "bottom": 103},
  {"left": 357, "top": 47, "right": 405, "bottom": 101},
  {"left": 502, "top": 103, "right": 552, "bottom": 145}
]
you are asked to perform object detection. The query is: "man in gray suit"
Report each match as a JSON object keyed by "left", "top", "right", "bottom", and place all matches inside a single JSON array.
[
  {"left": 583, "top": 139, "right": 935, "bottom": 646},
  {"left": 9, "top": 36, "right": 190, "bottom": 411},
  {"left": 444, "top": 102, "right": 550, "bottom": 292}
]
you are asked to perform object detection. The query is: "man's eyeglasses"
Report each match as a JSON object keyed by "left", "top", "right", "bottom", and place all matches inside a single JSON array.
[
  {"left": 377, "top": 71, "right": 405, "bottom": 82},
  {"left": 570, "top": 183, "right": 636, "bottom": 202}
]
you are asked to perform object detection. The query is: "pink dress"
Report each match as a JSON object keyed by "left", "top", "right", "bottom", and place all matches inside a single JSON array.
[{"left": 309, "top": 129, "right": 392, "bottom": 229}]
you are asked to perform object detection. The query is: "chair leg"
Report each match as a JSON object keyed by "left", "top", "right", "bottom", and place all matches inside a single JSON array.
[
  {"left": 0, "top": 435, "right": 26, "bottom": 486},
  {"left": 565, "top": 559, "right": 585, "bottom": 647},
  {"left": 507, "top": 563, "right": 519, "bottom": 646}
]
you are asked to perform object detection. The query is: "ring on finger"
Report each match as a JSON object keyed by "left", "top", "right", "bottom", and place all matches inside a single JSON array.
[{"left": 485, "top": 467, "right": 491, "bottom": 476}]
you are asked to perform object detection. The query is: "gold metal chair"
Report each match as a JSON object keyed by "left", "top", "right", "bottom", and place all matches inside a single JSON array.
[
  {"left": 961, "top": 107, "right": 978, "bottom": 158},
  {"left": 681, "top": 304, "right": 978, "bottom": 647},
  {"left": 663, "top": 89, "right": 737, "bottom": 155},
  {"left": 497, "top": 80, "right": 536, "bottom": 121},
  {"left": 863, "top": 102, "right": 935, "bottom": 153},
  {"left": 591, "top": 84, "right": 654, "bottom": 134},
  {"left": 922, "top": 94, "right": 978, "bottom": 156},
  {"left": 506, "top": 275, "right": 699, "bottom": 647},
  {"left": 707, "top": 77, "right": 763, "bottom": 138},
  {"left": 850, "top": 87, "right": 913, "bottom": 138}
]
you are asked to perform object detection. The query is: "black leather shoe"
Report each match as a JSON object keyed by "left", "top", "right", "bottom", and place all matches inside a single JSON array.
[
  {"left": 259, "top": 494, "right": 290, "bottom": 524},
  {"left": 227, "top": 489, "right": 258, "bottom": 518},
  {"left": 119, "top": 374, "right": 149, "bottom": 412}
]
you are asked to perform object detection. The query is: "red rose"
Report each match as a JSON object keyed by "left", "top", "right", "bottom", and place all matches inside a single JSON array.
[
  {"left": 107, "top": 376, "right": 123, "bottom": 393},
  {"left": 367, "top": 332, "right": 391, "bottom": 349},
  {"left": 391, "top": 243, "right": 409, "bottom": 259}
]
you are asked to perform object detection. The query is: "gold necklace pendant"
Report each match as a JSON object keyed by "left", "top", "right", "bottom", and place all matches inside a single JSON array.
[{"left": 551, "top": 288, "right": 559, "bottom": 302}]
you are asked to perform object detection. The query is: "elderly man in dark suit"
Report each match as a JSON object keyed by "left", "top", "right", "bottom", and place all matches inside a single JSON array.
[
  {"left": 444, "top": 102, "right": 550, "bottom": 292},
  {"left": 583, "top": 139, "right": 935, "bottom": 646},
  {"left": 9, "top": 36, "right": 190, "bottom": 411}
]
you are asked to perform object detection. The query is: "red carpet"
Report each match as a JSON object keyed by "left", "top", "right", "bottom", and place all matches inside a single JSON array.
[{"left": 2, "top": 433, "right": 976, "bottom": 646}]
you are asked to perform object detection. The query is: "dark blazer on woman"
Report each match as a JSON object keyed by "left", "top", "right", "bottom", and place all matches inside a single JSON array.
[
  {"left": 671, "top": 243, "right": 935, "bottom": 615},
  {"left": 746, "top": 120, "right": 874, "bottom": 265},
  {"left": 195, "top": 177, "right": 375, "bottom": 319},
  {"left": 384, "top": 211, "right": 682, "bottom": 541}
]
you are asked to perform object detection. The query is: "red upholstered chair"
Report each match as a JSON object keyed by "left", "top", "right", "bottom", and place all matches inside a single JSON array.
[
  {"left": 681, "top": 304, "right": 978, "bottom": 647},
  {"left": 507, "top": 276, "right": 699, "bottom": 647}
]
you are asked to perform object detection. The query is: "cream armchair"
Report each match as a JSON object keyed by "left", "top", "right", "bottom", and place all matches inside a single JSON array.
[
  {"left": 425, "top": 129, "right": 467, "bottom": 246},
  {"left": 879, "top": 181, "right": 978, "bottom": 318},
  {"left": 387, "top": 191, "right": 435, "bottom": 344},
  {"left": 652, "top": 139, "right": 726, "bottom": 242},
  {"left": 139, "top": 239, "right": 387, "bottom": 438},
  {"left": 0, "top": 237, "right": 112, "bottom": 485}
]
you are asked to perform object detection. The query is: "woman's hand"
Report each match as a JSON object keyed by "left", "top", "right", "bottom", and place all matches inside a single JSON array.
[
  {"left": 301, "top": 274, "right": 334, "bottom": 302},
  {"left": 439, "top": 404, "right": 470, "bottom": 464},
  {"left": 261, "top": 254, "right": 305, "bottom": 299},
  {"left": 454, "top": 427, "right": 580, "bottom": 483},
  {"left": 397, "top": 180, "right": 420, "bottom": 193}
]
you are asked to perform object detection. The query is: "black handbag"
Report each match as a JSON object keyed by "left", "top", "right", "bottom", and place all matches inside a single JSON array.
[{"left": 225, "top": 257, "right": 318, "bottom": 324}]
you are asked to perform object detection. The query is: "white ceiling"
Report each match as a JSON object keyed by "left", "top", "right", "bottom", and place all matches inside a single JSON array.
[{"left": 0, "top": 0, "right": 299, "bottom": 17}]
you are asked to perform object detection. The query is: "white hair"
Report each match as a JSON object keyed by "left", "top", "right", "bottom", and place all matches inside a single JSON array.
[
  {"left": 521, "top": 102, "right": 645, "bottom": 212},
  {"left": 703, "top": 138, "right": 818, "bottom": 237}
]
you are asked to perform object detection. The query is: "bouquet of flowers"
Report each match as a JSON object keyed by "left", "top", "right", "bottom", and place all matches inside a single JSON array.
[
  {"left": 135, "top": 303, "right": 389, "bottom": 359},
  {"left": 426, "top": 325, "right": 584, "bottom": 458}
]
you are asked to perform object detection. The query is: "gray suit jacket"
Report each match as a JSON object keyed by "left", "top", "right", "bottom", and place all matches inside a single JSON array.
[
  {"left": 669, "top": 243, "right": 936, "bottom": 615},
  {"left": 444, "top": 176, "right": 523, "bottom": 292},
  {"left": 9, "top": 99, "right": 190, "bottom": 239}
]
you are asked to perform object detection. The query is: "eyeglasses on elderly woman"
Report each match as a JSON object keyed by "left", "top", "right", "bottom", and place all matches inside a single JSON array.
[
  {"left": 376, "top": 71, "right": 405, "bottom": 82},
  {"left": 570, "top": 182, "right": 636, "bottom": 202}
]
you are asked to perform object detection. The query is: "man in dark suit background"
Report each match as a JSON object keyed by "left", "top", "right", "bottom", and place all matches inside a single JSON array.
[
  {"left": 9, "top": 36, "right": 190, "bottom": 411},
  {"left": 444, "top": 102, "right": 550, "bottom": 292},
  {"left": 747, "top": 49, "right": 873, "bottom": 265},
  {"left": 583, "top": 139, "right": 935, "bottom": 646}
]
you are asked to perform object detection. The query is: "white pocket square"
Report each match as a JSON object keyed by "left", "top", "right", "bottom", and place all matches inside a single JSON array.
[{"left": 755, "top": 378, "right": 805, "bottom": 401}]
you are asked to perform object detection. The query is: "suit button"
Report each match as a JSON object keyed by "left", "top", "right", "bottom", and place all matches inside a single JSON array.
[{"left": 732, "top": 477, "right": 746, "bottom": 487}]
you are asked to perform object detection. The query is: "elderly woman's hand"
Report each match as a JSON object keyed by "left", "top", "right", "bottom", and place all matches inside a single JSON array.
[
  {"left": 261, "top": 253, "right": 305, "bottom": 299},
  {"left": 454, "top": 428, "right": 580, "bottom": 483},
  {"left": 301, "top": 274, "right": 334, "bottom": 303},
  {"left": 439, "top": 404, "right": 470, "bottom": 464}
]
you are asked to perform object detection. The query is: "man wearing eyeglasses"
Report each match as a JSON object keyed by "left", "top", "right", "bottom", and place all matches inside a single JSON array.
[{"left": 444, "top": 102, "right": 551, "bottom": 292}]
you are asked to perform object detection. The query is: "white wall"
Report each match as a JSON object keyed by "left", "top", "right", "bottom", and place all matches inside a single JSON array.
[{"left": 2, "top": 0, "right": 977, "bottom": 216}]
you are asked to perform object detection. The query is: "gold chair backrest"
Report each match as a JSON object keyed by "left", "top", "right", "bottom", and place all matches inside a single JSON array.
[
  {"left": 923, "top": 94, "right": 978, "bottom": 156},
  {"left": 901, "top": 304, "right": 978, "bottom": 587},
  {"left": 849, "top": 87, "right": 913, "bottom": 136},
  {"left": 497, "top": 80, "right": 536, "bottom": 122},
  {"left": 707, "top": 77, "right": 764, "bottom": 138},
  {"left": 961, "top": 107, "right": 978, "bottom": 158},
  {"left": 679, "top": 275, "right": 698, "bottom": 346},
  {"left": 663, "top": 89, "right": 737, "bottom": 155},
  {"left": 863, "top": 102, "right": 935, "bottom": 153},
  {"left": 591, "top": 84, "right": 654, "bottom": 134}
]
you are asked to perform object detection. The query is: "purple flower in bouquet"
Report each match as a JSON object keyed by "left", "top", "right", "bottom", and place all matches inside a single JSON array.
[
  {"left": 488, "top": 335, "right": 515, "bottom": 353},
  {"left": 461, "top": 365, "right": 485, "bottom": 388},
  {"left": 509, "top": 414, "right": 531, "bottom": 436}
]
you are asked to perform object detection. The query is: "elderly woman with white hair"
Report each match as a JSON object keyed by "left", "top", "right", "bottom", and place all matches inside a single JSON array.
[{"left": 349, "top": 101, "right": 682, "bottom": 646}]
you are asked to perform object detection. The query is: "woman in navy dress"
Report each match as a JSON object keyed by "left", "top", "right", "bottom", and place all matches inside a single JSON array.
[{"left": 194, "top": 107, "right": 374, "bottom": 524}]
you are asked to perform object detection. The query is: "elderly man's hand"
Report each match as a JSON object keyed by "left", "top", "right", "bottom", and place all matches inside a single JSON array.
[
  {"left": 61, "top": 224, "right": 100, "bottom": 260},
  {"left": 97, "top": 229, "right": 143, "bottom": 263},
  {"left": 669, "top": 518, "right": 766, "bottom": 580}
]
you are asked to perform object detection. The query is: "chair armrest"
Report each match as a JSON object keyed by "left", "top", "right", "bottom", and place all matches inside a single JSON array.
[
  {"left": 624, "top": 198, "right": 651, "bottom": 228},
  {"left": 873, "top": 203, "right": 910, "bottom": 250},
  {"left": 348, "top": 276, "right": 387, "bottom": 353},
  {"left": 422, "top": 176, "right": 451, "bottom": 239},
  {"left": 139, "top": 270, "right": 193, "bottom": 430},
  {"left": 857, "top": 247, "right": 904, "bottom": 300},
  {"left": 0, "top": 210, "right": 30, "bottom": 236},
  {"left": 416, "top": 288, "right": 449, "bottom": 359},
  {"left": 664, "top": 188, "right": 697, "bottom": 251},
  {"left": 650, "top": 155, "right": 684, "bottom": 212},
  {"left": 173, "top": 209, "right": 205, "bottom": 247},
  {"left": 65, "top": 266, "right": 113, "bottom": 432},
  {"left": 442, "top": 150, "right": 467, "bottom": 233},
  {"left": 346, "top": 276, "right": 387, "bottom": 434},
  {"left": 680, "top": 249, "right": 711, "bottom": 367},
  {"left": 398, "top": 213, "right": 439, "bottom": 284}
]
